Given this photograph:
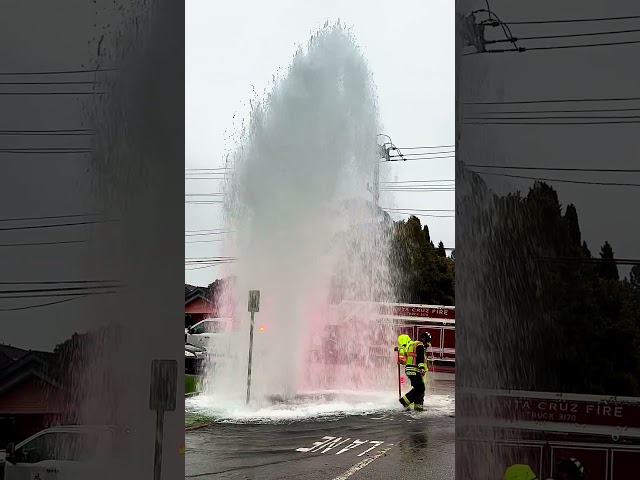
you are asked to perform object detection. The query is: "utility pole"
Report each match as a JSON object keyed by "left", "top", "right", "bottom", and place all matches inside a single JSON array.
[
  {"left": 375, "top": 134, "right": 397, "bottom": 213},
  {"left": 458, "top": 12, "right": 486, "bottom": 53}
]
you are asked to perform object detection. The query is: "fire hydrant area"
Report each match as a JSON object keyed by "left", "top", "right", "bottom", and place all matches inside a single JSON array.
[{"left": 184, "top": 375, "right": 454, "bottom": 479}]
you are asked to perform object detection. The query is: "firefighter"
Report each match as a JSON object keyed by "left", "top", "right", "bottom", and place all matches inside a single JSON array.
[
  {"left": 504, "top": 464, "right": 538, "bottom": 480},
  {"left": 504, "top": 458, "right": 585, "bottom": 480},
  {"left": 397, "top": 331, "right": 432, "bottom": 411},
  {"left": 553, "top": 458, "right": 585, "bottom": 480}
]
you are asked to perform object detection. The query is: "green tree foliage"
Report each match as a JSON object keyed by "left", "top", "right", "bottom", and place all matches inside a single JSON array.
[
  {"left": 599, "top": 241, "right": 619, "bottom": 281},
  {"left": 461, "top": 175, "right": 640, "bottom": 396},
  {"left": 631, "top": 264, "right": 640, "bottom": 291},
  {"left": 390, "top": 216, "right": 455, "bottom": 305}
]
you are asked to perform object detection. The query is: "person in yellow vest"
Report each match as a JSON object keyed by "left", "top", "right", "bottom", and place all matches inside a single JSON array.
[
  {"left": 504, "top": 458, "right": 585, "bottom": 480},
  {"left": 397, "top": 331, "right": 432, "bottom": 411},
  {"left": 504, "top": 464, "right": 538, "bottom": 480}
]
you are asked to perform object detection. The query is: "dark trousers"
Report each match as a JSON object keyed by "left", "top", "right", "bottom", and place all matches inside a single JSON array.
[{"left": 402, "top": 372, "right": 425, "bottom": 406}]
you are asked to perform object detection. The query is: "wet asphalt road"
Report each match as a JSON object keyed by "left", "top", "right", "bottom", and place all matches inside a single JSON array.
[{"left": 185, "top": 380, "right": 454, "bottom": 480}]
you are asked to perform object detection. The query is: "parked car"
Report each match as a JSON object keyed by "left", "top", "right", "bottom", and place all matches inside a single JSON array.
[
  {"left": 185, "top": 318, "right": 233, "bottom": 355},
  {"left": 4, "top": 425, "right": 130, "bottom": 480},
  {"left": 185, "top": 343, "right": 207, "bottom": 375}
]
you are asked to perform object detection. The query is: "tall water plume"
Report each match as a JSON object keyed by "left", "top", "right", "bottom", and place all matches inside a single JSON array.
[{"left": 202, "top": 22, "right": 397, "bottom": 406}]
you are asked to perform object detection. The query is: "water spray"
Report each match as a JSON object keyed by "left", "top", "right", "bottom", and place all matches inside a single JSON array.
[{"left": 199, "top": 22, "right": 400, "bottom": 413}]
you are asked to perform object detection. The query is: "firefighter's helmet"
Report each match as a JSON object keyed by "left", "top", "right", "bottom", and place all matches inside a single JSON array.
[
  {"left": 504, "top": 464, "right": 538, "bottom": 480},
  {"left": 419, "top": 331, "right": 432, "bottom": 344},
  {"left": 397, "top": 334, "right": 411, "bottom": 347},
  {"left": 556, "top": 458, "right": 584, "bottom": 480}
]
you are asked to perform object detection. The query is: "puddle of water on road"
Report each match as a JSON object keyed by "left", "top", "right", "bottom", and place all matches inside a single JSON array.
[{"left": 186, "top": 390, "right": 454, "bottom": 424}]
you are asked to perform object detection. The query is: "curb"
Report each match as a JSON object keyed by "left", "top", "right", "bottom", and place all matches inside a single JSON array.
[
  {"left": 185, "top": 421, "right": 212, "bottom": 431},
  {"left": 186, "top": 391, "right": 201, "bottom": 398}
]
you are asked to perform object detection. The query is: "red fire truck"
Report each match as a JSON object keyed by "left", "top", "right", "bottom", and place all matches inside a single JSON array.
[
  {"left": 318, "top": 301, "right": 455, "bottom": 374},
  {"left": 458, "top": 388, "right": 640, "bottom": 479}
]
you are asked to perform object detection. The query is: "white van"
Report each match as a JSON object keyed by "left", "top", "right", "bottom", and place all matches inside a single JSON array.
[
  {"left": 4, "top": 425, "right": 128, "bottom": 480},
  {"left": 186, "top": 317, "right": 233, "bottom": 355}
]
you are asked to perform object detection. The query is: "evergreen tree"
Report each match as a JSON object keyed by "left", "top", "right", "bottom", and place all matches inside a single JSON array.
[
  {"left": 564, "top": 204, "right": 581, "bottom": 247},
  {"left": 599, "top": 241, "right": 619, "bottom": 281},
  {"left": 630, "top": 264, "right": 640, "bottom": 291}
]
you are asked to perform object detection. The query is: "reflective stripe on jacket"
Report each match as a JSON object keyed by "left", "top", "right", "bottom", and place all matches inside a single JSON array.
[{"left": 404, "top": 340, "right": 427, "bottom": 375}]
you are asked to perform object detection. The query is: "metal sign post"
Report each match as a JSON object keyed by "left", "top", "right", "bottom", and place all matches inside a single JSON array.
[
  {"left": 149, "top": 359, "right": 177, "bottom": 480},
  {"left": 246, "top": 290, "right": 260, "bottom": 405},
  {"left": 394, "top": 347, "right": 401, "bottom": 398}
]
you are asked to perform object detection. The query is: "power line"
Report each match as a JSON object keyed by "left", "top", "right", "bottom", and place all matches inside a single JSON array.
[
  {"left": 386, "top": 212, "right": 454, "bottom": 218},
  {"left": 184, "top": 231, "right": 232, "bottom": 237},
  {"left": 0, "top": 291, "right": 117, "bottom": 299},
  {"left": 0, "top": 280, "right": 120, "bottom": 285},
  {"left": 185, "top": 177, "right": 228, "bottom": 180},
  {"left": 465, "top": 107, "right": 640, "bottom": 114},
  {"left": 382, "top": 155, "right": 456, "bottom": 162},
  {"left": 471, "top": 2, "right": 519, "bottom": 50},
  {"left": 504, "top": 15, "right": 640, "bottom": 25},
  {"left": 0, "top": 213, "right": 100, "bottom": 223},
  {"left": 526, "top": 39, "right": 640, "bottom": 51},
  {"left": 383, "top": 208, "right": 454, "bottom": 212},
  {"left": 0, "top": 285, "right": 120, "bottom": 294},
  {"left": 509, "top": 27, "right": 640, "bottom": 41},
  {"left": 185, "top": 239, "right": 223, "bottom": 244},
  {"left": 394, "top": 145, "right": 455, "bottom": 150},
  {"left": 380, "top": 185, "right": 455, "bottom": 192},
  {"left": 0, "top": 81, "right": 99, "bottom": 85},
  {"left": 185, "top": 167, "right": 231, "bottom": 171},
  {"left": 185, "top": 264, "right": 228, "bottom": 271},
  {"left": 185, "top": 259, "right": 236, "bottom": 263},
  {"left": 536, "top": 257, "right": 640, "bottom": 266},
  {"left": 389, "top": 151, "right": 455, "bottom": 157},
  {"left": 466, "top": 115, "right": 640, "bottom": 120},
  {"left": 185, "top": 257, "right": 236, "bottom": 261},
  {"left": 381, "top": 180, "right": 454, "bottom": 184},
  {"left": 0, "top": 129, "right": 92, "bottom": 136},
  {"left": 468, "top": 164, "right": 640, "bottom": 173},
  {"left": 464, "top": 39, "right": 640, "bottom": 55},
  {"left": 0, "top": 91, "right": 108, "bottom": 96},
  {"left": 0, "top": 240, "right": 87, "bottom": 247},
  {"left": 0, "top": 219, "right": 116, "bottom": 232},
  {"left": 185, "top": 193, "right": 224, "bottom": 196},
  {"left": 0, "top": 296, "right": 85, "bottom": 312},
  {"left": 384, "top": 190, "right": 454, "bottom": 194},
  {"left": 0, "top": 147, "right": 89, "bottom": 151},
  {"left": 471, "top": 170, "right": 640, "bottom": 187},
  {"left": 0, "top": 149, "right": 91, "bottom": 154},
  {"left": 184, "top": 228, "right": 230, "bottom": 233},
  {"left": 464, "top": 96, "right": 640, "bottom": 105},
  {"left": 466, "top": 119, "right": 640, "bottom": 125},
  {"left": 0, "top": 68, "right": 115, "bottom": 76}
]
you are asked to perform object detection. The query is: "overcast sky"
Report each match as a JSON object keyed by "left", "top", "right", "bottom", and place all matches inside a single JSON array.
[
  {"left": 186, "top": 0, "right": 455, "bottom": 287},
  {"left": 459, "top": 0, "right": 640, "bottom": 277}
]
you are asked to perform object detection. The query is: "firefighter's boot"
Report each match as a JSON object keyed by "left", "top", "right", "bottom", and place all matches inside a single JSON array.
[{"left": 399, "top": 395, "right": 412, "bottom": 410}]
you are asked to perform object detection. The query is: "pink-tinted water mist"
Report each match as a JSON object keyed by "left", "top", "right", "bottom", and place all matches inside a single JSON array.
[{"left": 200, "top": 22, "right": 398, "bottom": 410}]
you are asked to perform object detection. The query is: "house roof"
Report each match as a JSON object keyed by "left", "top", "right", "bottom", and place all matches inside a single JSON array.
[
  {"left": 0, "top": 351, "right": 13, "bottom": 371},
  {"left": 0, "top": 343, "right": 27, "bottom": 361},
  {"left": 0, "top": 350, "right": 62, "bottom": 396},
  {"left": 185, "top": 285, "right": 214, "bottom": 306}
]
